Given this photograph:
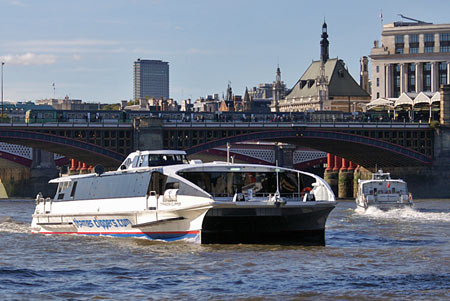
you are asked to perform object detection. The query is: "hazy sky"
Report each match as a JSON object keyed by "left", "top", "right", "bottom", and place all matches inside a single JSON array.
[{"left": 0, "top": 0, "right": 449, "bottom": 103}]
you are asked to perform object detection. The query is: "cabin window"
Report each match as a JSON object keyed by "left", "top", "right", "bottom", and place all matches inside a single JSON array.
[
  {"left": 57, "top": 181, "right": 71, "bottom": 193},
  {"left": 178, "top": 171, "right": 304, "bottom": 198},
  {"left": 137, "top": 155, "right": 148, "bottom": 167},
  {"left": 131, "top": 156, "right": 140, "bottom": 168},
  {"left": 147, "top": 172, "right": 168, "bottom": 196},
  {"left": 70, "top": 181, "right": 78, "bottom": 198},
  {"left": 121, "top": 158, "right": 132, "bottom": 169},
  {"left": 148, "top": 154, "right": 162, "bottom": 166}
]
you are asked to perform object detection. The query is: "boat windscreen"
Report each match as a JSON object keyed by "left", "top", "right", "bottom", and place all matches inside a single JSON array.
[
  {"left": 132, "top": 154, "right": 188, "bottom": 167},
  {"left": 178, "top": 171, "right": 305, "bottom": 197}
]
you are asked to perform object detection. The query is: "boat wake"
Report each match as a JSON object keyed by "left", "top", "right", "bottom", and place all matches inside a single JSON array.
[
  {"left": 356, "top": 206, "right": 450, "bottom": 223},
  {"left": 0, "top": 216, "right": 30, "bottom": 234}
]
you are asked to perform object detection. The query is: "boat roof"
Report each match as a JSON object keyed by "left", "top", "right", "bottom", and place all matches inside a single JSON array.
[
  {"left": 50, "top": 160, "right": 324, "bottom": 183},
  {"left": 359, "top": 178, "right": 406, "bottom": 185},
  {"left": 132, "top": 150, "right": 187, "bottom": 155}
]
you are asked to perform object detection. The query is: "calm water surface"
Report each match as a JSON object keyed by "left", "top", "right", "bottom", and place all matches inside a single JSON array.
[{"left": 0, "top": 199, "right": 449, "bottom": 300}]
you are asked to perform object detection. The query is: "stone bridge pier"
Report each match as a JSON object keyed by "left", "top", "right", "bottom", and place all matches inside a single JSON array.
[
  {"left": 134, "top": 117, "right": 163, "bottom": 151},
  {"left": 29, "top": 149, "right": 59, "bottom": 198}
]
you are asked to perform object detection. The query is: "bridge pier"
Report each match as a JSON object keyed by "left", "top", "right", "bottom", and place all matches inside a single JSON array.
[
  {"left": 0, "top": 167, "right": 30, "bottom": 199},
  {"left": 338, "top": 159, "right": 353, "bottom": 198},
  {"left": 352, "top": 166, "right": 372, "bottom": 198},
  {"left": 275, "top": 144, "right": 295, "bottom": 168},
  {"left": 324, "top": 154, "right": 338, "bottom": 196},
  {"left": 134, "top": 118, "right": 163, "bottom": 151},
  {"left": 29, "top": 149, "right": 59, "bottom": 198},
  {"left": 353, "top": 165, "right": 360, "bottom": 198},
  {"left": 396, "top": 124, "right": 450, "bottom": 198}
]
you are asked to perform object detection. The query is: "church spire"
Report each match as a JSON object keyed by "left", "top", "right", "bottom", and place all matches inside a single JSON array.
[
  {"left": 273, "top": 65, "right": 283, "bottom": 112},
  {"left": 320, "top": 21, "right": 329, "bottom": 64},
  {"left": 317, "top": 21, "right": 329, "bottom": 110},
  {"left": 276, "top": 65, "right": 281, "bottom": 83},
  {"left": 243, "top": 87, "right": 251, "bottom": 111}
]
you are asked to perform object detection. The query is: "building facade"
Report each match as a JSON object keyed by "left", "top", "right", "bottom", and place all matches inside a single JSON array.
[
  {"left": 274, "top": 22, "right": 370, "bottom": 113},
  {"left": 35, "top": 96, "right": 104, "bottom": 110},
  {"left": 133, "top": 59, "right": 169, "bottom": 100},
  {"left": 370, "top": 21, "right": 450, "bottom": 100}
]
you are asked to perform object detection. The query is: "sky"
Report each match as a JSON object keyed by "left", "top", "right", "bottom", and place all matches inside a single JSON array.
[{"left": 0, "top": 0, "right": 449, "bottom": 103}]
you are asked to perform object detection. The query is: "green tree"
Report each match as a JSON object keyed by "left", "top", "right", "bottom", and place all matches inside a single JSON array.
[
  {"left": 127, "top": 99, "right": 139, "bottom": 106},
  {"left": 103, "top": 104, "right": 121, "bottom": 110}
]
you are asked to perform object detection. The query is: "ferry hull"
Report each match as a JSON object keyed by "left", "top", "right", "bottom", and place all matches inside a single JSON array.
[
  {"left": 31, "top": 206, "right": 210, "bottom": 243},
  {"left": 201, "top": 203, "right": 335, "bottom": 245}
]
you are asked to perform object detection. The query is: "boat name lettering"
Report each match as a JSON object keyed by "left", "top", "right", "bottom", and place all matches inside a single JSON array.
[
  {"left": 73, "top": 218, "right": 132, "bottom": 229},
  {"left": 161, "top": 200, "right": 181, "bottom": 206}
]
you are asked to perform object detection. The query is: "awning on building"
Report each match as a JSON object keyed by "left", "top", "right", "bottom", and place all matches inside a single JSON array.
[{"left": 366, "top": 98, "right": 394, "bottom": 111}]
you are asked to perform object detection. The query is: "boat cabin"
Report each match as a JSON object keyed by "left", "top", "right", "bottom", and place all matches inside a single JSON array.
[
  {"left": 119, "top": 150, "right": 189, "bottom": 170},
  {"left": 360, "top": 181, "right": 408, "bottom": 196},
  {"left": 371, "top": 170, "right": 391, "bottom": 180}
]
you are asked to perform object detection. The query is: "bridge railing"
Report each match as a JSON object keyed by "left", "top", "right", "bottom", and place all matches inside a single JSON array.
[
  {"left": 162, "top": 119, "right": 432, "bottom": 129},
  {"left": 0, "top": 120, "right": 133, "bottom": 128},
  {"left": 0, "top": 117, "right": 433, "bottom": 129}
]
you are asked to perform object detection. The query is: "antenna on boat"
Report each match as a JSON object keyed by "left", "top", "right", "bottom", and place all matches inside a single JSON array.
[
  {"left": 227, "top": 142, "right": 230, "bottom": 164},
  {"left": 275, "top": 160, "right": 280, "bottom": 197}
]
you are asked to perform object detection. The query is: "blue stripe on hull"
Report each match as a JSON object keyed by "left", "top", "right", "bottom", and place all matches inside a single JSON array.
[
  {"left": 86, "top": 232, "right": 200, "bottom": 241},
  {"left": 40, "top": 232, "right": 200, "bottom": 242}
]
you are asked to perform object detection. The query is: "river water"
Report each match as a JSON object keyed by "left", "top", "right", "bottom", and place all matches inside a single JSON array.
[{"left": 1, "top": 199, "right": 449, "bottom": 300}]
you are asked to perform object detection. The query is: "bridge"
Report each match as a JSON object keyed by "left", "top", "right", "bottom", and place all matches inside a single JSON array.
[
  {"left": 0, "top": 118, "right": 434, "bottom": 168},
  {"left": 0, "top": 122, "right": 133, "bottom": 167},
  {"left": 1, "top": 112, "right": 450, "bottom": 199},
  {"left": 162, "top": 120, "right": 433, "bottom": 168}
]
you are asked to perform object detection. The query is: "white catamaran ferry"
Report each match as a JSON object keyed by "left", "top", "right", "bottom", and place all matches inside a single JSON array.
[
  {"left": 356, "top": 170, "right": 413, "bottom": 211},
  {"left": 32, "top": 150, "right": 336, "bottom": 245}
]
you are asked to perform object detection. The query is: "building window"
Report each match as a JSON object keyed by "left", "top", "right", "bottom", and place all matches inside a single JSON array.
[
  {"left": 425, "top": 45, "right": 434, "bottom": 53},
  {"left": 423, "top": 62, "right": 431, "bottom": 91},
  {"left": 440, "top": 33, "right": 450, "bottom": 52},
  {"left": 424, "top": 33, "right": 435, "bottom": 53},
  {"left": 393, "top": 64, "right": 401, "bottom": 97},
  {"left": 408, "top": 63, "right": 416, "bottom": 92},
  {"left": 409, "top": 34, "right": 419, "bottom": 43},
  {"left": 439, "top": 62, "right": 448, "bottom": 86},
  {"left": 409, "top": 34, "right": 419, "bottom": 53},
  {"left": 376, "top": 78, "right": 380, "bottom": 87},
  {"left": 395, "top": 35, "right": 404, "bottom": 43},
  {"left": 395, "top": 35, "right": 404, "bottom": 54},
  {"left": 376, "top": 66, "right": 380, "bottom": 73},
  {"left": 376, "top": 92, "right": 380, "bottom": 99},
  {"left": 424, "top": 33, "right": 434, "bottom": 42}
]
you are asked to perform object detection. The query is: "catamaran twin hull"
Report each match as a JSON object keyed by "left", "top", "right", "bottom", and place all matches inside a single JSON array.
[{"left": 32, "top": 202, "right": 335, "bottom": 245}]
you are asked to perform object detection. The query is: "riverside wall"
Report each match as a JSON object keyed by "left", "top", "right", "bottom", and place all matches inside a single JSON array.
[{"left": 0, "top": 167, "right": 31, "bottom": 199}]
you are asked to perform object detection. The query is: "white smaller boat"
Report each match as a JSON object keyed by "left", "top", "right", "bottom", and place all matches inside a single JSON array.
[{"left": 356, "top": 170, "right": 413, "bottom": 211}]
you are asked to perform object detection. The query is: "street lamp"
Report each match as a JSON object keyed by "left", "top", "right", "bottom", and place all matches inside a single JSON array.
[{"left": 1, "top": 62, "right": 4, "bottom": 121}]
